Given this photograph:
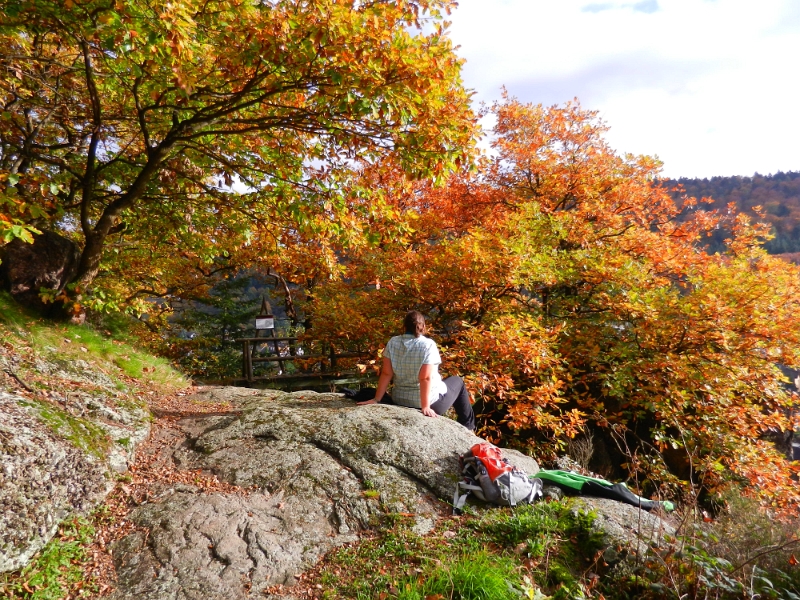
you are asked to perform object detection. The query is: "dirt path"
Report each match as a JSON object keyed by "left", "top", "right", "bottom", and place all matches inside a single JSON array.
[
  {"left": 88, "top": 387, "right": 355, "bottom": 600},
  {"left": 87, "top": 388, "right": 253, "bottom": 597}
]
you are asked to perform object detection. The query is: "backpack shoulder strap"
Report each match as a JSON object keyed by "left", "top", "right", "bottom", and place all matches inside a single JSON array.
[{"left": 453, "top": 481, "right": 483, "bottom": 515}]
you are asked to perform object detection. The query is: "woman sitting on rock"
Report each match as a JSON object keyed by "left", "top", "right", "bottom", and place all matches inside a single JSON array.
[{"left": 357, "top": 310, "right": 476, "bottom": 430}]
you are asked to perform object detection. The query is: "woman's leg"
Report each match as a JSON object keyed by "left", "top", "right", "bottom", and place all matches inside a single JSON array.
[{"left": 430, "top": 376, "right": 476, "bottom": 430}]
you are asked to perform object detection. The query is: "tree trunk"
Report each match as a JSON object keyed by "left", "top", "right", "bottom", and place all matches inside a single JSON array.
[{"left": 75, "top": 229, "right": 108, "bottom": 288}]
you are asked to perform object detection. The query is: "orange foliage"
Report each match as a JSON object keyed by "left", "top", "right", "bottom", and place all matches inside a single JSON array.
[
  {"left": 304, "top": 95, "right": 800, "bottom": 509},
  {"left": 0, "top": 0, "right": 474, "bottom": 308}
]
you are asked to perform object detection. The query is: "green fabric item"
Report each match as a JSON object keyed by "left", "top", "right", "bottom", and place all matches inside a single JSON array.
[
  {"left": 536, "top": 469, "right": 675, "bottom": 512},
  {"left": 536, "top": 469, "right": 614, "bottom": 491}
]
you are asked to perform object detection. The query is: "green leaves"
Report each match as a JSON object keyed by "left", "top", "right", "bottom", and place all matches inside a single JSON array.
[
  {"left": 0, "top": 0, "right": 474, "bottom": 300},
  {"left": 1, "top": 222, "right": 39, "bottom": 244},
  {"left": 0, "top": 182, "right": 43, "bottom": 243}
]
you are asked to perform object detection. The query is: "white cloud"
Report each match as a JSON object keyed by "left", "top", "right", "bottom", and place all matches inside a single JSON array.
[
  {"left": 582, "top": 1, "right": 661, "bottom": 13},
  {"left": 581, "top": 3, "right": 615, "bottom": 13},
  {"left": 448, "top": 0, "right": 800, "bottom": 177},
  {"left": 627, "top": 0, "right": 661, "bottom": 14}
]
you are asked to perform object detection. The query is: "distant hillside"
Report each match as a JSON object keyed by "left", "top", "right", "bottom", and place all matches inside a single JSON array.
[{"left": 663, "top": 171, "right": 800, "bottom": 254}]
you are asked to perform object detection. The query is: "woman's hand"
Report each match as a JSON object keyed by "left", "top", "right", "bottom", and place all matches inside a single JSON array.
[
  {"left": 421, "top": 406, "right": 438, "bottom": 418},
  {"left": 357, "top": 357, "right": 392, "bottom": 406}
]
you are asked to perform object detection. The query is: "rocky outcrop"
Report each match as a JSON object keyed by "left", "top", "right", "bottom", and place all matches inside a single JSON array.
[
  {"left": 111, "top": 388, "right": 538, "bottom": 599},
  {"left": 1, "top": 367, "right": 678, "bottom": 594},
  {"left": 109, "top": 387, "right": 676, "bottom": 600},
  {"left": 0, "top": 352, "right": 150, "bottom": 573},
  {"left": 1, "top": 230, "right": 81, "bottom": 315},
  {"left": 0, "top": 391, "right": 107, "bottom": 573},
  {"left": 571, "top": 497, "right": 675, "bottom": 564}
]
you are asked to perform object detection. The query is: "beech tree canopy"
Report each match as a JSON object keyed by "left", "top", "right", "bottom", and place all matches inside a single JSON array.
[
  {"left": 302, "top": 98, "right": 800, "bottom": 507},
  {"left": 0, "top": 0, "right": 474, "bottom": 304}
]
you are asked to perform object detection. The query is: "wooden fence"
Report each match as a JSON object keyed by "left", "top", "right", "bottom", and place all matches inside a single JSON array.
[{"left": 237, "top": 336, "right": 375, "bottom": 389}]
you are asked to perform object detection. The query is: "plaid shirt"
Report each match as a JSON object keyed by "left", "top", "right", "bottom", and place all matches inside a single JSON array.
[{"left": 383, "top": 334, "right": 447, "bottom": 408}]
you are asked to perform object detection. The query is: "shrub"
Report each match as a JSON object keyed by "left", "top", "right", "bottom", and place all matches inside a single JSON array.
[{"left": 606, "top": 491, "right": 800, "bottom": 599}]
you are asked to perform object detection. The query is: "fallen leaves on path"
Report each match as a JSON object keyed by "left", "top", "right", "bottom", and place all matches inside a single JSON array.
[{"left": 88, "top": 387, "right": 255, "bottom": 597}]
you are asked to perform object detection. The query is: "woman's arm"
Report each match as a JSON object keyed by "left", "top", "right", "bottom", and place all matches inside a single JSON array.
[
  {"left": 357, "top": 357, "right": 393, "bottom": 405},
  {"left": 418, "top": 363, "right": 437, "bottom": 418}
]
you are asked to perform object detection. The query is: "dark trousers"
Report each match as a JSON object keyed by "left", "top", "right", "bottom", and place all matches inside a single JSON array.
[
  {"left": 370, "top": 376, "right": 476, "bottom": 430},
  {"left": 431, "top": 376, "right": 476, "bottom": 431}
]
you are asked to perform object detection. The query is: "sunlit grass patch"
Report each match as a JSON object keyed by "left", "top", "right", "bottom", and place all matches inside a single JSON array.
[
  {"left": 0, "top": 291, "right": 188, "bottom": 391},
  {"left": 313, "top": 502, "right": 604, "bottom": 600},
  {"left": 395, "top": 551, "right": 519, "bottom": 600}
]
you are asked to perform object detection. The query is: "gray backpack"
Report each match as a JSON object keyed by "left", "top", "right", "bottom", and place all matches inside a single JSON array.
[{"left": 453, "top": 443, "right": 542, "bottom": 514}]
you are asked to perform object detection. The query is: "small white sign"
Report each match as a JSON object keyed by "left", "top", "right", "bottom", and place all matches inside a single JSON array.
[{"left": 255, "top": 317, "right": 274, "bottom": 330}]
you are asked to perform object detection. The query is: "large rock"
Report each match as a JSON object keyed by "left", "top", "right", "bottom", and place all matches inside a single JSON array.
[
  {"left": 0, "top": 350, "right": 150, "bottom": 573},
  {"left": 110, "top": 387, "right": 676, "bottom": 600},
  {"left": 0, "top": 391, "right": 108, "bottom": 572},
  {"left": 571, "top": 497, "right": 675, "bottom": 562},
  {"left": 111, "top": 388, "right": 537, "bottom": 599},
  {"left": 1, "top": 229, "right": 81, "bottom": 314}
]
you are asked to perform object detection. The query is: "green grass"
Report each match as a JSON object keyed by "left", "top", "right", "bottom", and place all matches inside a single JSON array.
[
  {"left": 0, "top": 516, "right": 98, "bottom": 600},
  {"left": 0, "top": 290, "right": 188, "bottom": 390},
  {"left": 316, "top": 502, "right": 605, "bottom": 600},
  {"left": 396, "top": 552, "right": 519, "bottom": 600}
]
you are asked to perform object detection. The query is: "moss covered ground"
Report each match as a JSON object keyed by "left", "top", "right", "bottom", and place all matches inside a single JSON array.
[{"left": 0, "top": 292, "right": 190, "bottom": 599}]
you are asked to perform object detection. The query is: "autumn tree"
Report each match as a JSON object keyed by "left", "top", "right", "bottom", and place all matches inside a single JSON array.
[
  {"left": 487, "top": 101, "right": 800, "bottom": 502},
  {"left": 304, "top": 97, "right": 800, "bottom": 508},
  {"left": 0, "top": 0, "right": 473, "bottom": 311}
]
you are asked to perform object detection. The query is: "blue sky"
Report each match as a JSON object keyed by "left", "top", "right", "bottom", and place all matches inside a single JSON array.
[{"left": 447, "top": 0, "right": 800, "bottom": 178}]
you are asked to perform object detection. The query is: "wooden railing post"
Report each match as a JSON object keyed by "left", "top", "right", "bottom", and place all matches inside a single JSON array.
[
  {"left": 329, "top": 344, "right": 337, "bottom": 370},
  {"left": 243, "top": 339, "right": 253, "bottom": 381},
  {"left": 269, "top": 330, "right": 285, "bottom": 374}
]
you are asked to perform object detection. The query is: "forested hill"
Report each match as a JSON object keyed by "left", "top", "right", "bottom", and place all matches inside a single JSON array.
[{"left": 663, "top": 171, "right": 800, "bottom": 255}]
